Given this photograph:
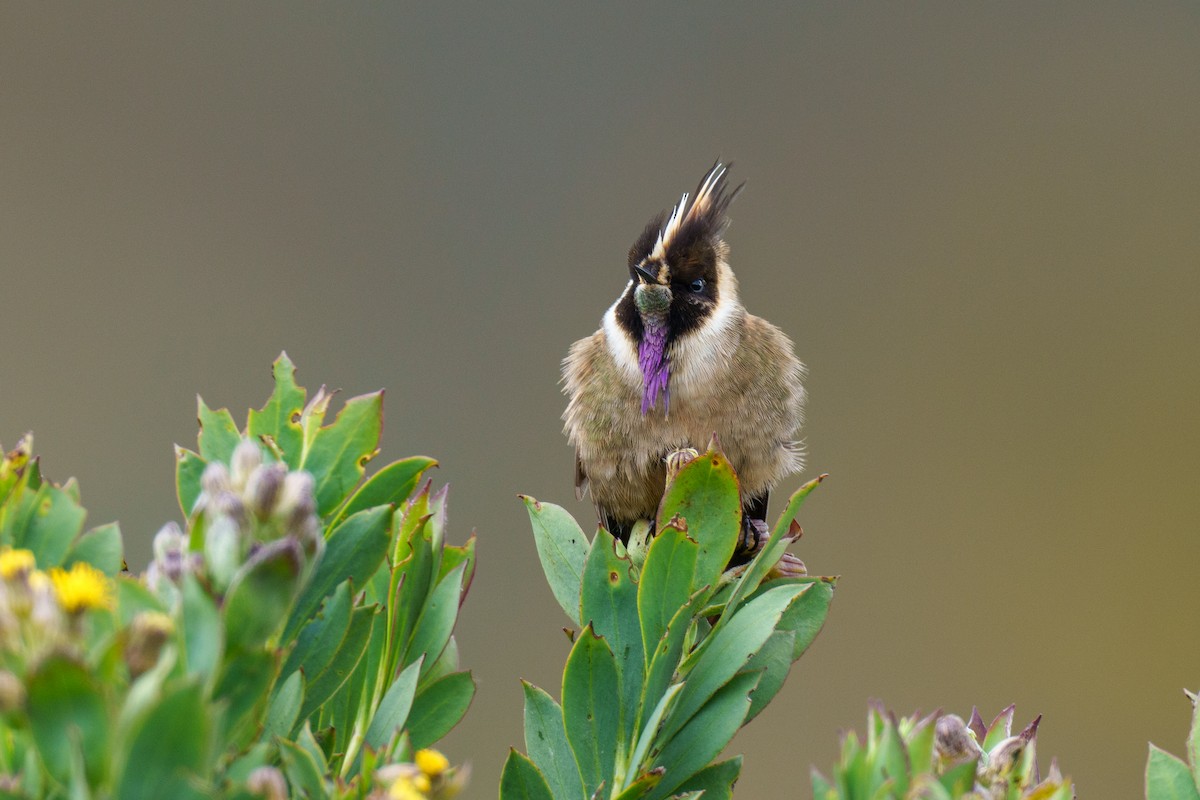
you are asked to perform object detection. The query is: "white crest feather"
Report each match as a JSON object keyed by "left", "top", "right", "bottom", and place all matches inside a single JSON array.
[{"left": 648, "top": 161, "right": 729, "bottom": 261}]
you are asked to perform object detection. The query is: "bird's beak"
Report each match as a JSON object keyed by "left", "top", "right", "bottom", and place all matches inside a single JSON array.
[{"left": 633, "top": 264, "right": 658, "bottom": 285}]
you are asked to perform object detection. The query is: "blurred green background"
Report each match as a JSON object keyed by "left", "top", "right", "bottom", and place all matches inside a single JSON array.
[{"left": 3, "top": 4, "right": 1198, "bottom": 797}]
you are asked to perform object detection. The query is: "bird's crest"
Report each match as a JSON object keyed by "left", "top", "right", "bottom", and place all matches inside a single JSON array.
[{"left": 647, "top": 161, "right": 742, "bottom": 262}]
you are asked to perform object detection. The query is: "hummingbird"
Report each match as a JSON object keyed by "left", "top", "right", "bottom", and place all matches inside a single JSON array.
[{"left": 562, "top": 162, "right": 807, "bottom": 552}]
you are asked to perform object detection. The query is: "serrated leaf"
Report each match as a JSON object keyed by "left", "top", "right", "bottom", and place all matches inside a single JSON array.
[
  {"left": 196, "top": 398, "right": 242, "bottom": 465},
  {"left": 331, "top": 456, "right": 437, "bottom": 528},
  {"left": 300, "top": 390, "right": 383, "bottom": 517},
  {"left": 523, "top": 682, "right": 586, "bottom": 800},
  {"left": 247, "top": 353, "right": 306, "bottom": 469},
  {"left": 500, "top": 749, "right": 555, "bottom": 800},
  {"left": 637, "top": 523, "right": 698, "bottom": 669},
  {"left": 174, "top": 446, "right": 207, "bottom": 517},
  {"left": 656, "top": 446, "right": 740, "bottom": 598},
  {"left": 64, "top": 522, "right": 123, "bottom": 575},
  {"left": 115, "top": 680, "right": 212, "bottom": 800},
  {"left": 365, "top": 657, "right": 424, "bottom": 750},
  {"left": 406, "top": 670, "right": 475, "bottom": 750},
  {"left": 523, "top": 496, "right": 589, "bottom": 626},
  {"left": 27, "top": 655, "right": 109, "bottom": 785},
  {"left": 662, "top": 584, "right": 806, "bottom": 743},
  {"left": 562, "top": 626, "right": 620, "bottom": 798},
  {"left": 645, "top": 671, "right": 761, "bottom": 800},
  {"left": 283, "top": 505, "right": 392, "bottom": 641},
  {"left": 1147, "top": 745, "right": 1200, "bottom": 800},
  {"left": 580, "top": 529, "right": 643, "bottom": 745}
]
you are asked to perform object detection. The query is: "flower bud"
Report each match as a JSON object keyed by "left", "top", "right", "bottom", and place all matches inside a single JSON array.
[
  {"left": 204, "top": 514, "right": 243, "bottom": 591},
  {"left": 152, "top": 522, "right": 189, "bottom": 583},
  {"left": 246, "top": 766, "right": 288, "bottom": 800},
  {"left": 277, "top": 471, "right": 317, "bottom": 527},
  {"left": 200, "top": 462, "right": 231, "bottom": 496},
  {"left": 124, "top": 611, "right": 173, "bottom": 678},
  {"left": 246, "top": 462, "right": 287, "bottom": 520},
  {"left": 230, "top": 440, "right": 264, "bottom": 491}
]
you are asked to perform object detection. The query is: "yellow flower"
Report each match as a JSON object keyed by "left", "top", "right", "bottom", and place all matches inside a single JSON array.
[
  {"left": 415, "top": 749, "right": 450, "bottom": 778},
  {"left": 49, "top": 563, "right": 111, "bottom": 613},
  {"left": 0, "top": 549, "right": 35, "bottom": 580},
  {"left": 387, "top": 775, "right": 428, "bottom": 800}
]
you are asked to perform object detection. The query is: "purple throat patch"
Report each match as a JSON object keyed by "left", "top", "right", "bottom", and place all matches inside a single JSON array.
[{"left": 638, "top": 321, "right": 670, "bottom": 415}]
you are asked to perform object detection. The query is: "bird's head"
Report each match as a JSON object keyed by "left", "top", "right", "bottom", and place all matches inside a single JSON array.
[{"left": 612, "top": 161, "right": 744, "bottom": 414}]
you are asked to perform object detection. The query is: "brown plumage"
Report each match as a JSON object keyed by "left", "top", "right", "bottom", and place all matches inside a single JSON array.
[{"left": 562, "top": 162, "right": 806, "bottom": 542}]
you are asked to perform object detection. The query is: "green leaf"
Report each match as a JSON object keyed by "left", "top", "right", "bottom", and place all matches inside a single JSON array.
[
  {"left": 298, "top": 604, "right": 375, "bottom": 723},
  {"left": 711, "top": 475, "right": 824, "bottom": 631},
  {"left": 27, "top": 655, "right": 109, "bottom": 785},
  {"left": 770, "top": 473, "right": 825, "bottom": 541},
  {"left": 938, "top": 759, "right": 977, "bottom": 795},
  {"left": 283, "top": 505, "right": 393, "bottom": 641},
  {"left": 662, "top": 584, "right": 806, "bottom": 743},
  {"left": 523, "top": 496, "right": 589, "bottom": 626},
  {"left": 64, "top": 522, "right": 124, "bottom": 575},
  {"left": 673, "top": 757, "right": 742, "bottom": 800},
  {"left": 407, "top": 564, "right": 466, "bottom": 680},
  {"left": 264, "top": 670, "right": 304, "bottom": 741},
  {"left": 641, "top": 591, "right": 709, "bottom": 729},
  {"left": 523, "top": 681, "right": 586, "bottom": 800},
  {"left": 12, "top": 482, "right": 86, "bottom": 568},
  {"left": 282, "top": 580, "right": 352, "bottom": 686},
  {"left": 580, "top": 529, "right": 643, "bottom": 745},
  {"left": 773, "top": 577, "right": 835, "bottom": 661},
  {"left": 181, "top": 573, "right": 222, "bottom": 679},
  {"left": 406, "top": 670, "right": 475, "bottom": 750},
  {"left": 331, "top": 456, "right": 437, "bottom": 528},
  {"left": 115, "top": 577, "right": 167, "bottom": 626},
  {"left": 500, "top": 749, "right": 555, "bottom": 800},
  {"left": 655, "top": 446, "right": 741, "bottom": 598},
  {"left": 739, "top": 629, "right": 795, "bottom": 723},
  {"left": 1188, "top": 694, "right": 1200, "bottom": 789},
  {"left": 278, "top": 734, "right": 329, "bottom": 800},
  {"left": 196, "top": 397, "right": 242, "bottom": 465},
  {"left": 300, "top": 390, "right": 383, "bottom": 517},
  {"left": 214, "top": 648, "right": 278, "bottom": 750},
  {"left": 645, "top": 670, "right": 761, "bottom": 800},
  {"left": 223, "top": 539, "right": 306, "bottom": 652},
  {"left": 247, "top": 352, "right": 306, "bottom": 469},
  {"left": 115, "top": 680, "right": 213, "bottom": 800},
  {"left": 365, "top": 658, "right": 424, "bottom": 751},
  {"left": 637, "top": 522, "right": 698, "bottom": 669},
  {"left": 174, "top": 446, "right": 207, "bottom": 517},
  {"left": 562, "top": 625, "right": 620, "bottom": 799},
  {"left": 1147, "top": 745, "right": 1200, "bottom": 800}
]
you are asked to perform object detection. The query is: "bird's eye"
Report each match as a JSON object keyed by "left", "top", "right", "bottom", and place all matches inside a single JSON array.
[{"left": 689, "top": 279, "right": 706, "bottom": 293}]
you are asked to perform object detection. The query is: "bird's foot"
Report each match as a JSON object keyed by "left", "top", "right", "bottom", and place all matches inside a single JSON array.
[{"left": 734, "top": 516, "right": 807, "bottom": 577}]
